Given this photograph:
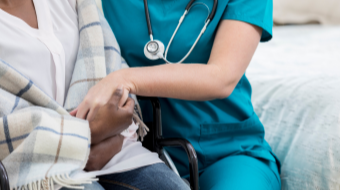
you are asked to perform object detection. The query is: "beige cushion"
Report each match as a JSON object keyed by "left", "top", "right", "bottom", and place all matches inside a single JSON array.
[{"left": 274, "top": 0, "right": 340, "bottom": 25}]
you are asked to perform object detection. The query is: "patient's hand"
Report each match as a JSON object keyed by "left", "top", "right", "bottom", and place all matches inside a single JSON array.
[
  {"left": 71, "top": 88, "right": 135, "bottom": 145},
  {"left": 85, "top": 134, "right": 124, "bottom": 171}
]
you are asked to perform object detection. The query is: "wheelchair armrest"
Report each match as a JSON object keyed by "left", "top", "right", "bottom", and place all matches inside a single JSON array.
[
  {"left": 137, "top": 96, "right": 199, "bottom": 190},
  {"left": 136, "top": 96, "right": 162, "bottom": 152},
  {"left": 0, "top": 160, "right": 10, "bottom": 190},
  {"left": 158, "top": 138, "right": 199, "bottom": 190}
]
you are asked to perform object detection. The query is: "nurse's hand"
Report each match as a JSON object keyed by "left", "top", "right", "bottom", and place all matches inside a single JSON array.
[
  {"left": 74, "top": 72, "right": 135, "bottom": 122},
  {"left": 85, "top": 134, "right": 124, "bottom": 171},
  {"left": 71, "top": 87, "right": 135, "bottom": 144}
]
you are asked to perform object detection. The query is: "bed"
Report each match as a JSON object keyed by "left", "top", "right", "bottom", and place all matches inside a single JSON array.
[{"left": 248, "top": 25, "right": 340, "bottom": 190}]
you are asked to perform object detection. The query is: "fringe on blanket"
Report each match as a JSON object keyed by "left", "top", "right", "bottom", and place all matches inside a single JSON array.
[
  {"left": 12, "top": 174, "right": 97, "bottom": 190},
  {"left": 133, "top": 104, "right": 149, "bottom": 141}
]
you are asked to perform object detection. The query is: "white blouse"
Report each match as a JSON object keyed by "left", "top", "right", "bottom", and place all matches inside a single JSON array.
[
  {"left": 0, "top": 0, "right": 79, "bottom": 105},
  {"left": 0, "top": 0, "right": 162, "bottom": 180}
]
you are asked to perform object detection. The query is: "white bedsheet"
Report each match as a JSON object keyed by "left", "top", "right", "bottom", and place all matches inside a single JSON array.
[{"left": 248, "top": 25, "right": 340, "bottom": 190}]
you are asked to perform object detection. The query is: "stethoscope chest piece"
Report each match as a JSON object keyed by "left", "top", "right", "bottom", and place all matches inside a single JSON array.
[{"left": 144, "top": 40, "right": 165, "bottom": 60}]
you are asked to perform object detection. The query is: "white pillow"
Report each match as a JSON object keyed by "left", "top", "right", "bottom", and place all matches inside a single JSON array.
[{"left": 274, "top": 0, "right": 340, "bottom": 25}]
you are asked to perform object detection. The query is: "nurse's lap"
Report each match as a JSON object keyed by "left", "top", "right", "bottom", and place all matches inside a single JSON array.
[{"left": 199, "top": 155, "right": 281, "bottom": 190}]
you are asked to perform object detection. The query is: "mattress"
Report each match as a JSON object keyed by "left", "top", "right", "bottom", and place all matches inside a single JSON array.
[{"left": 248, "top": 25, "right": 340, "bottom": 190}]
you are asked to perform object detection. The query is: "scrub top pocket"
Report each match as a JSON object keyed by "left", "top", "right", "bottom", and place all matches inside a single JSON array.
[{"left": 199, "top": 113, "right": 267, "bottom": 166}]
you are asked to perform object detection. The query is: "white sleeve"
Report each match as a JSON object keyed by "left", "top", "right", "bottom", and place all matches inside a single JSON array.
[{"left": 68, "top": 0, "right": 77, "bottom": 14}]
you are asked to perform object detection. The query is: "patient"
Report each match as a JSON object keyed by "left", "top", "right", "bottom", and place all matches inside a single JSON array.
[{"left": 0, "top": 0, "right": 189, "bottom": 189}]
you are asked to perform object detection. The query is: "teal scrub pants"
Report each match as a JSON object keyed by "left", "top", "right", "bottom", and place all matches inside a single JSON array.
[{"left": 198, "top": 155, "right": 281, "bottom": 190}]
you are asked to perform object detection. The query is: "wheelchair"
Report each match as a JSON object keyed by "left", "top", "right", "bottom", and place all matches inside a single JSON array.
[{"left": 0, "top": 97, "right": 199, "bottom": 190}]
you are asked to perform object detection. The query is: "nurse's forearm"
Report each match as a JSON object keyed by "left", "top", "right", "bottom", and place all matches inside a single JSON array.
[
  {"left": 115, "top": 20, "right": 262, "bottom": 101},
  {"left": 118, "top": 63, "right": 234, "bottom": 100}
]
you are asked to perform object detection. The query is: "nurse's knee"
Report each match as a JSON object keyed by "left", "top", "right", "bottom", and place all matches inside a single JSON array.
[{"left": 199, "top": 155, "right": 280, "bottom": 190}]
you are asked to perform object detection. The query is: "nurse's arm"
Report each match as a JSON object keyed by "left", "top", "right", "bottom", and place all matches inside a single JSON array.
[
  {"left": 76, "top": 20, "right": 262, "bottom": 119},
  {"left": 120, "top": 20, "right": 262, "bottom": 100}
]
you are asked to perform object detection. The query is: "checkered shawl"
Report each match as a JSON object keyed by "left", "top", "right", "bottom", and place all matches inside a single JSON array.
[{"left": 0, "top": 0, "right": 146, "bottom": 189}]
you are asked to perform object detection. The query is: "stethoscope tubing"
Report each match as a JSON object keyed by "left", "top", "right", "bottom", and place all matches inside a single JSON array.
[
  {"left": 143, "top": 0, "right": 153, "bottom": 39},
  {"left": 185, "top": 0, "right": 218, "bottom": 21},
  {"left": 163, "top": 18, "right": 210, "bottom": 64}
]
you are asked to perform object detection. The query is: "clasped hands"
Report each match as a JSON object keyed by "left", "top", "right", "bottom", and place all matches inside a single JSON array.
[{"left": 70, "top": 77, "right": 135, "bottom": 171}]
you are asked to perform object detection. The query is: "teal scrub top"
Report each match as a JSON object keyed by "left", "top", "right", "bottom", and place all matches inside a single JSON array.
[{"left": 102, "top": 0, "right": 280, "bottom": 177}]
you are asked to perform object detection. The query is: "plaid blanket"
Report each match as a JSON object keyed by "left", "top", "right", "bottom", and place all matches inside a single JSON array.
[{"left": 0, "top": 0, "right": 146, "bottom": 189}]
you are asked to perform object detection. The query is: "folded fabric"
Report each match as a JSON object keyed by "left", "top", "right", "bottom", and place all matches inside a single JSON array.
[
  {"left": 0, "top": 0, "right": 146, "bottom": 189},
  {"left": 273, "top": 0, "right": 340, "bottom": 25}
]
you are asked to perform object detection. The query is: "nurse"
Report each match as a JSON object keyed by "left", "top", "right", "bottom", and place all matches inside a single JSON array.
[{"left": 76, "top": 0, "right": 281, "bottom": 189}]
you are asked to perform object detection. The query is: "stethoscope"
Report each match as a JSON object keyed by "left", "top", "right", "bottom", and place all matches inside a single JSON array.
[{"left": 143, "top": 0, "right": 218, "bottom": 64}]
